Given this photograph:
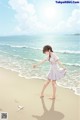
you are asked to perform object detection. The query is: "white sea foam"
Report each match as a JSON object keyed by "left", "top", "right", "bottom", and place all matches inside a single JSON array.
[
  {"left": 0, "top": 44, "right": 80, "bottom": 54},
  {"left": 0, "top": 62, "right": 80, "bottom": 96},
  {"left": 55, "top": 50, "right": 80, "bottom": 54}
]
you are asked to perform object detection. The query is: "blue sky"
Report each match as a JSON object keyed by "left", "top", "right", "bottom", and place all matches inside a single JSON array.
[{"left": 0, "top": 0, "right": 80, "bottom": 36}]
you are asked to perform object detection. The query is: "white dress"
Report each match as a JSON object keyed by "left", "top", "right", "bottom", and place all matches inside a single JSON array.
[{"left": 47, "top": 53, "right": 66, "bottom": 80}]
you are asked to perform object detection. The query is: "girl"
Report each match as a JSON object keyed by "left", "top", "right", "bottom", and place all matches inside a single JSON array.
[{"left": 33, "top": 45, "right": 66, "bottom": 99}]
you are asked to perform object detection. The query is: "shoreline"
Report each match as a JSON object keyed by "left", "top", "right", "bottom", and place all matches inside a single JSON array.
[
  {"left": 0, "top": 66, "right": 79, "bottom": 96},
  {"left": 0, "top": 67, "right": 80, "bottom": 120}
]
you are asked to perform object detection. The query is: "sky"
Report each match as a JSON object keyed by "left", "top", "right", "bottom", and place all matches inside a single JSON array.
[{"left": 0, "top": 0, "right": 80, "bottom": 36}]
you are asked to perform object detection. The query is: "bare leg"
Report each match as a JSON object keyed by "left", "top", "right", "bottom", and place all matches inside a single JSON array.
[
  {"left": 49, "top": 80, "right": 56, "bottom": 99},
  {"left": 40, "top": 79, "right": 51, "bottom": 97}
]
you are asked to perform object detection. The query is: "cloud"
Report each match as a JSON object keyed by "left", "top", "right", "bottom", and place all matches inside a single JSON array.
[
  {"left": 8, "top": 0, "right": 80, "bottom": 34},
  {"left": 8, "top": 0, "right": 47, "bottom": 34},
  {"left": 54, "top": 8, "right": 80, "bottom": 34}
]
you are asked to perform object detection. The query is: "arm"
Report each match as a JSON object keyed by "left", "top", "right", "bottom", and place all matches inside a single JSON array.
[{"left": 33, "top": 58, "right": 48, "bottom": 68}]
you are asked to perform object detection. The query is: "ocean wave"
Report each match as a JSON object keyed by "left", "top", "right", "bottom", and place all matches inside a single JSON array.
[
  {"left": 55, "top": 50, "right": 80, "bottom": 55},
  {"left": 0, "top": 50, "right": 80, "bottom": 68},
  {"left": 74, "top": 88, "right": 80, "bottom": 96},
  {"left": 26, "top": 58, "right": 80, "bottom": 67},
  {"left": 64, "top": 63, "right": 80, "bottom": 67},
  {"left": 57, "top": 83, "right": 80, "bottom": 96},
  {"left": 7, "top": 55, "right": 80, "bottom": 67},
  {"left": 0, "top": 50, "right": 9, "bottom": 54},
  {"left": 0, "top": 44, "right": 27, "bottom": 48},
  {"left": 0, "top": 44, "right": 80, "bottom": 54},
  {"left": 0, "top": 44, "right": 41, "bottom": 50}
]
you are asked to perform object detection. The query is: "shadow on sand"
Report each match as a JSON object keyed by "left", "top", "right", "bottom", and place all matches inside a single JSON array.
[{"left": 32, "top": 98, "right": 64, "bottom": 120}]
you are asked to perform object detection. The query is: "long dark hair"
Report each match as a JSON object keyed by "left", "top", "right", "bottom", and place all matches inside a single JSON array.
[{"left": 43, "top": 45, "right": 53, "bottom": 61}]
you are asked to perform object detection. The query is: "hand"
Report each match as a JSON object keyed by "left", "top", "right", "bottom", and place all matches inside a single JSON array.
[{"left": 33, "top": 64, "right": 37, "bottom": 68}]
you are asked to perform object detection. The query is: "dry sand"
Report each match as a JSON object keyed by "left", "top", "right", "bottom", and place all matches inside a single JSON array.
[{"left": 0, "top": 67, "right": 80, "bottom": 120}]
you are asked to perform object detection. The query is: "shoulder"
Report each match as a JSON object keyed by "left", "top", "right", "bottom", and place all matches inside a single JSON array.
[
  {"left": 51, "top": 52, "right": 57, "bottom": 57},
  {"left": 51, "top": 52, "right": 59, "bottom": 60}
]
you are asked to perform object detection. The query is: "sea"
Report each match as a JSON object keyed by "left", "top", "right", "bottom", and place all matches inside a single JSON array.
[{"left": 0, "top": 35, "right": 80, "bottom": 95}]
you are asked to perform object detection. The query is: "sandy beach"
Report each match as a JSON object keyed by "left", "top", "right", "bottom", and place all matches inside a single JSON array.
[{"left": 0, "top": 67, "right": 80, "bottom": 120}]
